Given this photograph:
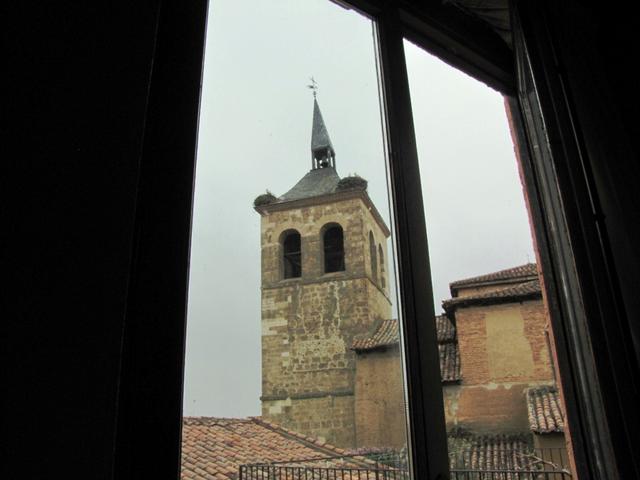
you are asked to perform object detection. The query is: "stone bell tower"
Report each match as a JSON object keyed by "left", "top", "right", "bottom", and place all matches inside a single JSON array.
[{"left": 253, "top": 96, "right": 392, "bottom": 448}]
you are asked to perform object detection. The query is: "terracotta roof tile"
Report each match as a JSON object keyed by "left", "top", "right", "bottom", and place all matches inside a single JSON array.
[
  {"left": 181, "top": 417, "right": 353, "bottom": 480},
  {"left": 448, "top": 433, "right": 533, "bottom": 471},
  {"left": 450, "top": 263, "right": 538, "bottom": 290},
  {"left": 352, "top": 318, "right": 461, "bottom": 383},
  {"left": 351, "top": 319, "right": 398, "bottom": 351},
  {"left": 436, "top": 314, "right": 456, "bottom": 342},
  {"left": 439, "top": 342, "right": 461, "bottom": 383},
  {"left": 527, "top": 386, "right": 565, "bottom": 433},
  {"left": 443, "top": 280, "right": 542, "bottom": 311}
]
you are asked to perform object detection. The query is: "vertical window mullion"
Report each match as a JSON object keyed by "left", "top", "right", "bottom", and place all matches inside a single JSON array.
[{"left": 373, "top": 7, "right": 449, "bottom": 480}]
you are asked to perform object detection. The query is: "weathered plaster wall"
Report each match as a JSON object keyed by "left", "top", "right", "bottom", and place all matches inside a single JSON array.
[
  {"left": 354, "top": 346, "right": 407, "bottom": 449},
  {"left": 259, "top": 196, "right": 391, "bottom": 447},
  {"left": 448, "top": 300, "right": 555, "bottom": 433}
]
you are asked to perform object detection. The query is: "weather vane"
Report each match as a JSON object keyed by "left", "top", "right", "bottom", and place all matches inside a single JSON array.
[{"left": 307, "top": 76, "right": 318, "bottom": 98}]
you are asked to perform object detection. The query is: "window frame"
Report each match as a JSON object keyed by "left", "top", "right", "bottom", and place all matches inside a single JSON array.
[{"left": 112, "top": 2, "right": 631, "bottom": 479}]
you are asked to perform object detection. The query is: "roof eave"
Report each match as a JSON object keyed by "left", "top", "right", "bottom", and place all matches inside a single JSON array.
[
  {"left": 443, "top": 291, "right": 542, "bottom": 314},
  {"left": 255, "top": 189, "right": 391, "bottom": 237},
  {"left": 450, "top": 275, "right": 539, "bottom": 296}
]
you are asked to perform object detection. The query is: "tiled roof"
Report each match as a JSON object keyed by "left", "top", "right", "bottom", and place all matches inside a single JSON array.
[
  {"left": 448, "top": 432, "right": 533, "bottom": 471},
  {"left": 181, "top": 417, "right": 351, "bottom": 480},
  {"left": 527, "top": 386, "right": 565, "bottom": 434},
  {"left": 352, "top": 317, "right": 461, "bottom": 383},
  {"left": 443, "top": 280, "right": 542, "bottom": 311},
  {"left": 439, "top": 342, "right": 461, "bottom": 383},
  {"left": 436, "top": 314, "right": 456, "bottom": 342},
  {"left": 351, "top": 319, "right": 399, "bottom": 351},
  {"left": 450, "top": 263, "right": 538, "bottom": 291}
]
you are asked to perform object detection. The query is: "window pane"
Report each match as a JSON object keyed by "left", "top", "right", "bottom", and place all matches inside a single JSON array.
[
  {"left": 183, "top": 2, "right": 410, "bottom": 479},
  {"left": 404, "top": 39, "right": 573, "bottom": 476}
]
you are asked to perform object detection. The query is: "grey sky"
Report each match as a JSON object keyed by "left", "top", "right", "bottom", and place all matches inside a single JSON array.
[{"left": 183, "top": 0, "right": 535, "bottom": 418}]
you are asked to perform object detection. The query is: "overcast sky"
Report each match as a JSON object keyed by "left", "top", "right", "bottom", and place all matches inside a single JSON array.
[{"left": 183, "top": 0, "right": 535, "bottom": 418}]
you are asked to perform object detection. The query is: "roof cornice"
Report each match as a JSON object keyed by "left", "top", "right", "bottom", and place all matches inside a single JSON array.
[{"left": 255, "top": 189, "right": 391, "bottom": 237}]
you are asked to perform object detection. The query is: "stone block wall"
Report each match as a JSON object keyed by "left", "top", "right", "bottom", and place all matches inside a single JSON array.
[
  {"left": 262, "top": 394, "right": 356, "bottom": 447},
  {"left": 258, "top": 194, "right": 392, "bottom": 448},
  {"left": 354, "top": 346, "right": 407, "bottom": 449}
]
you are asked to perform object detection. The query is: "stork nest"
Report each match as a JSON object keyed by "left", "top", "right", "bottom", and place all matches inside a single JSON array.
[{"left": 336, "top": 175, "right": 368, "bottom": 191}]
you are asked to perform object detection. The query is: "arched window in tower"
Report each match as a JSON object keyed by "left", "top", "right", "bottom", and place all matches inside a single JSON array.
[
  {"left": 369, "top": 231, "right": 378, "bottom": 283},
  {"left": 282, "top": 230, "right": 301, "bottom": 279},
  {"left": 323, "top": 224, "right": 345, "bottom": 273},
  {"left": 378, "top": 244, "right": 386, "bottom": 289}
]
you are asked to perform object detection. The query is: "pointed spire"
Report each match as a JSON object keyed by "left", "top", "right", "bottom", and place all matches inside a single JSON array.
[{"left": 310, "top": 95, "right": 336, "bottom": 170}]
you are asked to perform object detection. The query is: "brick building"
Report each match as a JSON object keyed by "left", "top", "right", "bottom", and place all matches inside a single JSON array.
[{"left": 354, "top": 263, "right": 567, "bottom": 453}]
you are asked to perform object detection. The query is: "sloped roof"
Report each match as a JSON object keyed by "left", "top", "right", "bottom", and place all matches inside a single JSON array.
[
  {"left": 351, "top": 319, "right": 398, "bottom": 351},
  {"left": 443, "top": 279, "right": 542, "bottom": 311},
  {"left": 278, "top": 167, "right": 341, "bottom": 202},
  {"left": 526, "top": 386, "right": 565, "bottom": 434},
  {"left": 450, "top": 263, "right": 538, "bottom": 292},
  {"left": 448, "top": 432, "right": 534, "bottom": 471},
  {"left": 436, "top": 314, "right": 456, "bottom": 342},
  {"left": 352, "top": 317, "right": 461, "bottom": 383},
  {"left": 439, "top": 342, "right": 461, "bottom": 383},
  {"left": 181, "top": 417, "right": 352, "bottom": 480}
]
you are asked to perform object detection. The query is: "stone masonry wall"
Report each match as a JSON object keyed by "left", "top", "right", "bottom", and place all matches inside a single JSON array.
[
  {"left": 259, "top": 195, "right": 391, "bottom": 447},
  {"left": 354, "top": 346, "right": 407, "bottom": 449}
]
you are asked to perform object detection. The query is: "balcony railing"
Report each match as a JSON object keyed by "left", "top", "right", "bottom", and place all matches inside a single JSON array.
[{"left": 239, "top": 448, "right": 570, "bottom": 480}]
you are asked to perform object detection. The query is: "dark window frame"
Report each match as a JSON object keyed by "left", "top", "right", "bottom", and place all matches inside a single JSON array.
[{"left": 112, "top": 2, "right": 636, "bottom": 480}]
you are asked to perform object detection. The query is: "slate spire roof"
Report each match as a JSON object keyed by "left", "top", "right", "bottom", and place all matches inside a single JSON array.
[
  {"left": 254, "top": 96, "right": 374, "bottom": 210},
  {"left": 311, "top": 98, "right": 336, "bottom": 169}
]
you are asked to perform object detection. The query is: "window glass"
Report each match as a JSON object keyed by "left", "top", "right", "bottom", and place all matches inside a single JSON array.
[
  {"left": 404, "top": 38, "right": 573, "bottom": 477},
  {"left": 183, "top": 3, "right": 410, "bottom": 480}
]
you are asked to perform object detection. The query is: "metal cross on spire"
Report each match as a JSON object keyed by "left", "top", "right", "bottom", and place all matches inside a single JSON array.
[{"left": 307, "top": 76, "right": 318, "bottom": 98}]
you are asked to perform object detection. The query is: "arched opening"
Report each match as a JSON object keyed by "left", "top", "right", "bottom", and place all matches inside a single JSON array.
[
  {"left": 369, "top": 231, "right": 378, "bottom": 283},
  {"left": 378, "top": 244, "right": 386, "bottom": 289},
  {"left": 282, "top": 230, "right": 301, "bottom": 279},
  {"left": 323, "top": 224, "right": 345, "bottom": 273}
]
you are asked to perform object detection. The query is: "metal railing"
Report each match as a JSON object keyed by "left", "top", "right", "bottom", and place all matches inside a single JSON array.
[
  {"left": 239, "top": 464, "right": 409, "bottom": 480},
  {"left": 449, "top": 447, "right": 571, "bottom": 479},
  {"left": 239, "top": 448, "right": 570, "bottom": 480},
  {"left": 450, "top": 470, "right": 570, "bottom": 480}
]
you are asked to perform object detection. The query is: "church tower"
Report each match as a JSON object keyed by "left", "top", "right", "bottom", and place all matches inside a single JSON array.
[{"left": 254, "top": 97, "right": 392, "bottom": 448}]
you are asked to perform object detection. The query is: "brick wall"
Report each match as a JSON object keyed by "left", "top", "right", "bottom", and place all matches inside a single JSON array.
[{"left": 447, "top": 300, "right": 555, "bottom": 433}]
